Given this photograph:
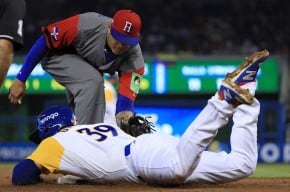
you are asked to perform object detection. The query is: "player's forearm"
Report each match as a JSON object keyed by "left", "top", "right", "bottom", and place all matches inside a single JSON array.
[
  {"left": 16, "top": 35, "right": 47, "bottom": 82},
  {"left": 116, "top": 93, "right": 134, "bottom": 113},
  {"left": 115, "top": 93, "right": 134, "bottom": 126}
]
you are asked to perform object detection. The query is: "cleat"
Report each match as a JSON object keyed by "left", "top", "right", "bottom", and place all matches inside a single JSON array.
[
  {"left": 226, "top": 50, "right": 269, "bottom": 85},
  {"left": 218, "top": 78, "right": 254, "bottom": 107},
  {"left": 57, "top": 175, "right": 89, "bottom": 184}
]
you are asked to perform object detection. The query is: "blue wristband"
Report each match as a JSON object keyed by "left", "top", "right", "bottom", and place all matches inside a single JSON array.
[{"left": 116, "top": 93, "right": 134, "bottom": 114}]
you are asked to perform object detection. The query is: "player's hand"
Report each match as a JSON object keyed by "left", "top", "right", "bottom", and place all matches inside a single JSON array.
[
  {"left": 8, "top": 79, "right": 26, "bottom": 104},
  {"left": 120, "top": 115, "right": 155, "bottom": 137}
]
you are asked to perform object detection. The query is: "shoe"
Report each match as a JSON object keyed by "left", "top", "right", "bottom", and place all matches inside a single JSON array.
[
  {"left": 57, "top": 175, "right": 90, "bottom": 184},
  {"left": 218, "top": 78, "right": 254, "bottom": 107},
  {"left": 226, "top": 50, "right": 269, "bottom": 85}
]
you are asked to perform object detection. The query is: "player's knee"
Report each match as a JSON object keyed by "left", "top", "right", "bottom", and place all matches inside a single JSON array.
[
  {"left": 244, "top": 160, "right": 257, "bottom": 176},
  {"left": 237, "top": 156, "right": 257, "bottom": 177},
  {"left": 142, "top": 167, "right": 188, "bottom": 185},
  {"left": 169, "top": 166, "right": 190, "bottom": 184},
  {"left": 0, "top": 39, "right": 14, "bottom": 54},
  {"left": 146, "top": 173, "right": 187, "bottom": 186}
]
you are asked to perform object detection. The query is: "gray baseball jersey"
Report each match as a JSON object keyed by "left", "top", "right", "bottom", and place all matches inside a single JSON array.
[{"left": 40, "top": 12, "right": 145, "bottom": 124}]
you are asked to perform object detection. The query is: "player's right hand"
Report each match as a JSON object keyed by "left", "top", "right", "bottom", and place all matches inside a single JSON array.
[{"left": 8, "top": 79, "right": 26, "bottom": 104}]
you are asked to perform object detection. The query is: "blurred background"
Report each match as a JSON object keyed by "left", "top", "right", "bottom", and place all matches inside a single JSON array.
[{"left": 0, "top": 0, "right": 289, "bottom": 163}]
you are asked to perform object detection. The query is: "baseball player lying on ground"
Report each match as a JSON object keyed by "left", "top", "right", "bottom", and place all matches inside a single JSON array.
[{"left": 12, "top": 50, "right": 269, "bottom": 186}]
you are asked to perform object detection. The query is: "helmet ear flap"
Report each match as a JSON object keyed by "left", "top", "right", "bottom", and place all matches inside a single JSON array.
[{"left": 29, "top": 129, "right": 42, "bottom": 144}]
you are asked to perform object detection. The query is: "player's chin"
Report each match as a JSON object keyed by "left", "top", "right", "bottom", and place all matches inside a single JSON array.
[{"left": 112, "top": 48, "right": 128, "bottom": 55}]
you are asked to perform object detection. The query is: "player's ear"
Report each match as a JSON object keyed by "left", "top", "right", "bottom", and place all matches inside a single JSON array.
[
  {"left": 107, "top": 24, "right": 112, "bottom": 35},
  {"left": 108, "top": 23, "right": 112, "bottom": 31}
]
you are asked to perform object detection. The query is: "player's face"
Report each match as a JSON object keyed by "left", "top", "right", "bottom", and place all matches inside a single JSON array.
[{"left": 107, "top": 30, "right": 131, "bottom": 55}]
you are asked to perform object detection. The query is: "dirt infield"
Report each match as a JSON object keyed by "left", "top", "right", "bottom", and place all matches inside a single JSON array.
[{"left": 1, "top": 167, "right": 289, "bottom": 192}]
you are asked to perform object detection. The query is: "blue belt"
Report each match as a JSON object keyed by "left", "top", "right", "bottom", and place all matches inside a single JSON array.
[{"left": 124, "top": 143, "right": 131, "bottom": 157}]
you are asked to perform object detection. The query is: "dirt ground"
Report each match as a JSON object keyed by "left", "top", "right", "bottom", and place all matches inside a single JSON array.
[{"left": 1, "top": 167, "right": 289, "bottom": 192}]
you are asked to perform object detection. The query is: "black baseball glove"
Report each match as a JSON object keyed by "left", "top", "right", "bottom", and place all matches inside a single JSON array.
[{"left": 120, "top": 115, "right": 155, "bottom": 137}]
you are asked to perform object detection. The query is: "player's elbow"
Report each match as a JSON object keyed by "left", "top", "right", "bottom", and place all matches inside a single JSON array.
[{"left": 12, "top": 159, "right": 42, "bottom": 185}]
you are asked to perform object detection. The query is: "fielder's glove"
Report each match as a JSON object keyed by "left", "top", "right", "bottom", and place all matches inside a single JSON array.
[{"left": 120, "top": 115, "right": 155, "bottom": 137}]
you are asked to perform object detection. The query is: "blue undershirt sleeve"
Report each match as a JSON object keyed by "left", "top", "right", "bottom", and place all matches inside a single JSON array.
[
  {"left": 116, "top": 93, "right": 134, "bottom": 114},
  {"left": 16, "top": 35, "right": 47, "bottom": 82},
  {"left": 12, "top": 159, "right": 42, "bottom": 185}
]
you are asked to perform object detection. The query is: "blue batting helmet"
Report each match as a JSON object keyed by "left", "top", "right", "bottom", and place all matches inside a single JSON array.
[{"left": 29, "top": 105, "right": 77, "bottom": 144}]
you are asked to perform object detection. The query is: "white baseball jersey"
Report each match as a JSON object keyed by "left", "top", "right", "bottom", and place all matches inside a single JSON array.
[
  {"left": 28, "top": 123, "right": 140, "bottom": 183},
  {"left": 27, "top": 92, "right": 259, "bottom": 185}
]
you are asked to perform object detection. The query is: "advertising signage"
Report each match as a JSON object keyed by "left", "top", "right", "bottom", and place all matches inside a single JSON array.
[
  {"left": 140, "top": 58, "right": 279, "bottom": 94},
  {"left": 2, "top": 57, "right": 279, "bottom": 94}
]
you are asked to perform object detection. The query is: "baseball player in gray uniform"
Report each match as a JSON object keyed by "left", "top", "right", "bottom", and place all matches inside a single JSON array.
[
  {"left": 8, "top": 9, "right": 144, "bottom": 129},
  {"left": 0, "top": 0, "right": 26, "bottom": 88},
  {"left": 12, "top": 50, "right": 269, "bottom": 186}
]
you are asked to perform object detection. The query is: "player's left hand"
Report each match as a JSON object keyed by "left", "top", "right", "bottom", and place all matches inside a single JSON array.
[{"left": 120, "top": 115, "right": 155, "bottom": 137}]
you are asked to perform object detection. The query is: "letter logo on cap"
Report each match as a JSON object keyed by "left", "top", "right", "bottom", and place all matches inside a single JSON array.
[{"left": 124, "top": 21, "right": 133, "bottom": 33}]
